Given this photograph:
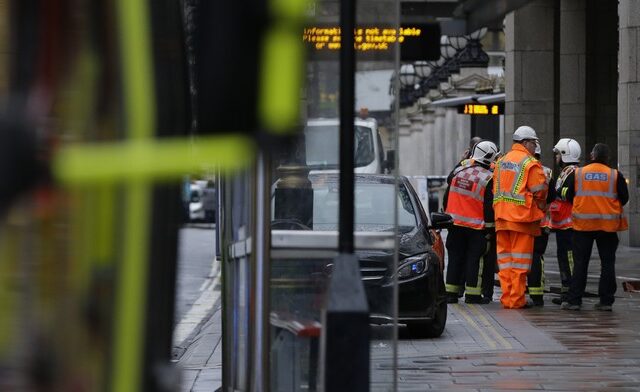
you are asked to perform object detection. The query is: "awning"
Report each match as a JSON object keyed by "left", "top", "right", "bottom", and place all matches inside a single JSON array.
[{"left": 428, "top": 93, "right": 504, "bottom": 107}]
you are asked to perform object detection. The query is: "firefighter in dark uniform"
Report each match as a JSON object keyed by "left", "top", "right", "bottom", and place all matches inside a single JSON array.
[
  {"left": 443, "top": 141, "right": 499, "bottom": 304},
  {"left": 527, "top": 144, "right": 554, "bottom": 306},
  {"left": 549, "top": 138, "right": 582, "bottom": 305}
]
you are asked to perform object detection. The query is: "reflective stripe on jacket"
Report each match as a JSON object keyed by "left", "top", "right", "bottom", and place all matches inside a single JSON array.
[
  {"left": 549, "top": 165, "right": 577, "bottom": 230},
  {"left": 445, "top": 165, "right": 493, "bottom": 229},
  {"left": 572, "top": 163, "right": 628, "bottom": 232},
  {"left": 493, "top": 144, "right": 546, "bottom": 223}
]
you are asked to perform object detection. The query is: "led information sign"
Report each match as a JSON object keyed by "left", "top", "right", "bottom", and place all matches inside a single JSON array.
[
  {"left": 303, "top": 23, "right": 440, "bottom": 61},
  {"left": 457, "top": 104, "right": 504, "bottom": 115}
]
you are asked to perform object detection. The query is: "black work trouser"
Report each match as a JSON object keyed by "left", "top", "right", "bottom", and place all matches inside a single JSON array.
[
  {"left": 567, "top": 231, "right": 619, "bottom": 306},
  {"left": 527, "top": 231, "right": 549, "bottom": 299},
  {"left": 445, "top": 226, "right": 487, "bottom": 298},
  {"left": 555, "top": 229, "right": 574, "bottom": 295},
  {"left": 481, "top": 237, "right": 496, "bottom": 299}
]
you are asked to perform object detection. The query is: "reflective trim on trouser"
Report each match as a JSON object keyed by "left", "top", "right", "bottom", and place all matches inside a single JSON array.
[
  {"left": 498, "top": 262, "right": 531, "bottom": 270},
  {"left": 497, "top": 252, "right": 533, "bottom": 261},
  {"left": 496, "top": 230, "right": 534, "bottom": 308},
  {"left": 465, "top": 284, "right": 482, "bottom": 295},
  {"left": 445, "top": 283, "right": 462, "bottom": 295},
  {"left": 528, "top": 286, "right": 544, "bottom": 295},
  {"left": 568, "top": 250, "right": 574, "bottom": 275}
]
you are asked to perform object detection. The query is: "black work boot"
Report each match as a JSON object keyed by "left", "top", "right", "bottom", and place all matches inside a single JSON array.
[
  {"left": 552, "top": 294, "right": 567, "bottom": 305},
  {"left": 465, "top": 295, "right": 491, "bottom": 304},
  {"left": 530, "top": 295, "right": 544, "bottom": 306},
  {"left": 446, "top": 293, "right": 459, "bottom": 304}
]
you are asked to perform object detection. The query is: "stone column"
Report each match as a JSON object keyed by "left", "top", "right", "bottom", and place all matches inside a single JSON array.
[
  {"left": 433, "top": 108, "right": 446, "bottom": 175},
  {"left": 456, "top": 112, "right": 471, "bottom": 166},
  {"left": 398, "top": 117, "right": 412, "bottom": 176},
  {"left": 619, "top": 0, "right": 640, "bottom": 246},
  {"left": 423, "top": 107, "right": 436, "bottom": 175},
  {"left": 505, "top": 0, "right": 556, "bottom": 166},
  {"left": 418, "top": 111, "right": 428, "bottom": 176},
  {"left": 559, "top": 0, "right": 586, "bottom": 150},
  {"left": 408, "top": 113, "right": 424, "bottom": 175},
  {"left": 445, "top": 108, "right": 461, "bottom": 173}
]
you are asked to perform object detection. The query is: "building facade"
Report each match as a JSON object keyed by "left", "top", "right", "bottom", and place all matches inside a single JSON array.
[{"left": 397, "top": 0, "right": 639, "bottom": 245}]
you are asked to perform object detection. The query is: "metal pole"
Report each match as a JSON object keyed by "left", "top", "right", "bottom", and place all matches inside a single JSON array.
[
  {"left": 339, "top": 0, "right": 356, "bottom": 254},
  {"left": 321, "top": 0, "right": 370, "bottom": 390},
  {"left": 252, "top": 151, "right": 271, "bottom": 392}
]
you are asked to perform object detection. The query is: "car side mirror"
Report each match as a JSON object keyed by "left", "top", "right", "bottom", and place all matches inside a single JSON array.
[
  {"left": 384, "top": 150, "right": 395, "bottom": 171},
  {"left": 430, "top": 212, "right": 453, "bottom": 230}
]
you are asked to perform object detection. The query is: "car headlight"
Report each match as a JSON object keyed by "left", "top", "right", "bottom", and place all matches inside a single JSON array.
[{"left": 397, "top": 254, "right": 429, "bottom": 281}]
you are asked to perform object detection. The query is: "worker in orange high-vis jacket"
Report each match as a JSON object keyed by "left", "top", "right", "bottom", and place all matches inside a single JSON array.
[
  {"left": 527, "top": 144, "right": 554, "bottom": 306},
  {"left": 560, "top": 143, "right": 629, "bottom": 311},
  {"left": 444, "top": 141, "right": 499, "bottom": 304},
  {"left": 549, "top": 138, "right": 582, "bottom": 305},
  {"left": 493, "top": 126, "right": 548, "bottom": 309}
]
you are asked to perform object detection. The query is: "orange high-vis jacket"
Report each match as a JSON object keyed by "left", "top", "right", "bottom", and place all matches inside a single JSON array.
[
  {"left": 549, "top": 164, "right": 577, "bottom": 230},
  {"left": 493, "top": 144, "right": 547, "bottom": 223},
  {"left": 445, "top": 165, "right": 493, "bottom": 230},
  {"left": 572, "top": 163, "right": 628, "bottom": 232}
]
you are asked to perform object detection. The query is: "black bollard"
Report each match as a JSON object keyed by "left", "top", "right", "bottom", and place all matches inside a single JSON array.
[{"left": 321, "top": 253, "right": 369, "bottom": 392}]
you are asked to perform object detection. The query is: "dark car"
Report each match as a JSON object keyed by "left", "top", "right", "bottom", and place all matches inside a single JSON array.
[{"left": 273, "top": 174, "right": 451, "bottom": 338}]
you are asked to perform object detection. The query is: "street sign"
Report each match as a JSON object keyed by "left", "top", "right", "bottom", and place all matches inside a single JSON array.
[
  {"left": 303, "top": 23, "right": 440, "bottom": 61},
  {"left": 457, "top": 103, "right": 504, "bottom": 115}
]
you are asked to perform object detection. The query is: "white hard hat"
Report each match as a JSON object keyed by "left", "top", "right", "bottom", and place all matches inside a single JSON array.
[
  {"left": 471, "top": 140, "right": 499, "bottom": 166},
  {"left": 553, "top": 138, "right": 581, "bottom": 163},
  {"left": 513, "top": 125, "right": 538, "bottom": 141}
]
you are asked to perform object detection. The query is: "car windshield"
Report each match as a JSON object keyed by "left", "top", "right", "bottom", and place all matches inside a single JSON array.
[
  {"left": 305, "top": 125, "right": 375, "bottom": 168},
  {"left": 312, "top": 182, "right": 417, "bottom": 232}
]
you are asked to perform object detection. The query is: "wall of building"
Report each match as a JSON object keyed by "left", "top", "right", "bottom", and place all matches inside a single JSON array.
[
  {"left": 398, "top": 105, "right": 471, "bottom": 177},
  {"left": 585, "top": 0, "right": 618, "bottom": 165}
]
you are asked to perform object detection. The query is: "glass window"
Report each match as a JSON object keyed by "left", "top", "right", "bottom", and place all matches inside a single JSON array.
[
  {"left": 312, "top": 183, "right": 416, "bottom": 231},
  {"left": 305, "top": 125, "right": 375, "bottom": 168}
]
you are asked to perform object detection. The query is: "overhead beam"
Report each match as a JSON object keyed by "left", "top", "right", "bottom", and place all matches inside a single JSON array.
[
  {"left": 401, "top": 1, "right": 459, "bottom": 22},
  {"left": 454, "top": 0, "right": 534, "bottom": 33}
]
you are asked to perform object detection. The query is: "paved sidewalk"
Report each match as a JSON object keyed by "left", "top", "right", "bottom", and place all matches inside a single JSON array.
[
  {"left": 176, "top": 236, "right": 640, "bottom": 391},
  {"left": 175, "top": 301, "right": 223, "bottom": 392}
]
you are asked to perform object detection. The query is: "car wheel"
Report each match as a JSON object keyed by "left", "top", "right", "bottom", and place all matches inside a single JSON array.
[
  {"left": 407, "top": 276, "right": 447, "bottom": 338},
  {"left": 407, "top": 302, "right": 447, "bottom": 338}
]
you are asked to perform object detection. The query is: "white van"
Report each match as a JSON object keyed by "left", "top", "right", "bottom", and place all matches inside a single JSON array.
[{"left": 304, "top": 117, "right": 390, "bottom": 174}]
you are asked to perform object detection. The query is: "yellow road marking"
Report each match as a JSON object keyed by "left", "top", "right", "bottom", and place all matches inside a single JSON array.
[
  {"left": 454, "top": 304, "right": 497, "bottom": 350},
  {"left": 467, "top": 304, "right": 513, "bottom": 349}
]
